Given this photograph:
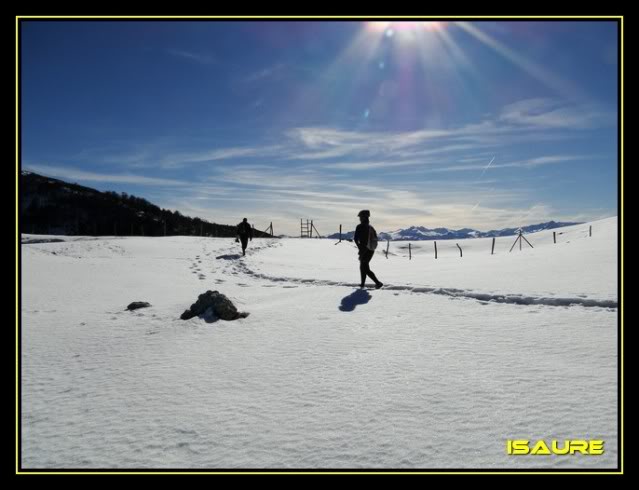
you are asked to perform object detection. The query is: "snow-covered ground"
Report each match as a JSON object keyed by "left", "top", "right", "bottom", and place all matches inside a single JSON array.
[{"left": 21, "top": 217, "right": 618, "bottom": 469}]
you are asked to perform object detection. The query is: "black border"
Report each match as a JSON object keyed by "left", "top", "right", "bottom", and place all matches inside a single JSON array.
[{"left": 15, "top": 15, "right": 624, "bottom": 475}]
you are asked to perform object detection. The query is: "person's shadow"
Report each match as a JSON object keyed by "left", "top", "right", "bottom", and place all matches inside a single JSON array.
[{"left": 339, "top": 289, "right": 372, "bottom": 312}]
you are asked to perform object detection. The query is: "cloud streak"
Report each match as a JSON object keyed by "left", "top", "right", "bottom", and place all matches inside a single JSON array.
[
  {"left": 24, "top": 164, "right": 191, "bottom": 187},
  {"left": 167, "top": 49, "right": 216, "bottom": 65},
  {"left": 68, "top": 97, "right": 611, "bottom": 174}
]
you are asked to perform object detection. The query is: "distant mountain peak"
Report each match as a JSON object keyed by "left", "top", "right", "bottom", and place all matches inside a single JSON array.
[{"left": 328, "top": 221, "right": 583, "bottom": 241}]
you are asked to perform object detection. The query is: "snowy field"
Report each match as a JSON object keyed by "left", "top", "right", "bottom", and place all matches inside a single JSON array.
[{"left": 21, "top": 217, "right": 618, "bottom": 469}]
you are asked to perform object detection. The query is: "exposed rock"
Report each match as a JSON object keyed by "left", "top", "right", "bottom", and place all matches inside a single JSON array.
[
  {"left": 127, "top": 301, "right": 151, "bottom": 311},
  {"left": 180, "top": 290, "right": 249, "bottom": 321}
]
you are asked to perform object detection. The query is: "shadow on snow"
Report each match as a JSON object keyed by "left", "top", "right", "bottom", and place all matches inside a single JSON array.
[{"left": 339, "top": 289, "right": 372, "bottom": 312}]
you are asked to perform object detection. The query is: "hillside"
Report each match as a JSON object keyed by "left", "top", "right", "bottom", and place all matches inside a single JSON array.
[{"left": 20, "top": 171, "right": 272, "bottom": 238}]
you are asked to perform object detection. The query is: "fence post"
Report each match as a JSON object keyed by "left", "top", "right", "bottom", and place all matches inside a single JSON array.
[
  {"left": 409, "top": 243, "right": 412, "bottom": 260},
  {"left": 491, "top": 237, "right": 495, "bottom": 255},
  {"left": 385, "top": 239, "right": 390, "bottom": 259},
  {"left": 456, "top": 243, "right": 463, "bottom": 257},
  {"left": 553, "top": 232, "right": 556, "bottom": 244},
  {"left": 339, "top": 224, "right": 342, "bottom": 242},
  {"left": 434, "top": 241, "right": 438, "bottom": 259},
  {"left": 589, "top": 225, "right": 592, "bottom": 237}
]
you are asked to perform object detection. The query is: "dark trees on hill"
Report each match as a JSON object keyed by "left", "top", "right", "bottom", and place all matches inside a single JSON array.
[{"left": 21, "top": 172, "right": 272, "bottom": 238}]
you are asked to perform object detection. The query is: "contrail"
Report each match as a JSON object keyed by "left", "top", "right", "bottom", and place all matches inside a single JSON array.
[
  {"left": 472, "top": 186, "right": 495, "bottom": 211},
  {"left": 471, "top": 157, "right": 495, "bottom": 211},
  {"left": 479, "top": 156, "right": 495, "bottom": 178},
  {"left": 515, "top": 205, "right": 542, "bottom": 228}
]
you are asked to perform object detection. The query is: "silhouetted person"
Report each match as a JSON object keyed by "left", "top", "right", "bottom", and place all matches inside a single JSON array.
[
  {"left": 354, "top": 210, "right": 383, "bottom": 289},
  {"left": 236, "top": 218, "right": 253, "bottom": 256}
]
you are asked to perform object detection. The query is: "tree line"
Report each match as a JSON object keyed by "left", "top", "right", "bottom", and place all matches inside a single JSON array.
[{"left": 21, "top": 172, "right": 272, "bottom": 238}]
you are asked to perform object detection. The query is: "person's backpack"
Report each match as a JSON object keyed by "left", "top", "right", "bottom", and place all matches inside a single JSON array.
[{"left": 367, "top": 225, "right": 378, "bottom": 251}]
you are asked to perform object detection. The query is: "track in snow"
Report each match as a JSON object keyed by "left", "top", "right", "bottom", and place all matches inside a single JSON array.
[{"left": 210, "top": 240, "right": 617, "bottom": 310}]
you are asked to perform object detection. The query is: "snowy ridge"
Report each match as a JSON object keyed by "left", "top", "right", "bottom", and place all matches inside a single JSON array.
[{"left": 329, "top": 221, "right": 585, "bottom": 241}]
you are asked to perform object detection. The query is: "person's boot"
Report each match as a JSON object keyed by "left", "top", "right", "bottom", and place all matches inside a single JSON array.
[{"left": 375, "top": 282, "right": 383, "bottom": 289}]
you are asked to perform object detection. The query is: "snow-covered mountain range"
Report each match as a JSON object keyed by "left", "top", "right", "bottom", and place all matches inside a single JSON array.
[{"left": 328, "top": 221, "right": 582, "bottom": 241}]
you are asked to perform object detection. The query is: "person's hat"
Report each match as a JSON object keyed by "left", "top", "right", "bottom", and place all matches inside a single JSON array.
[
  {"left": 357, "top": 210, "right": 370, "bottom": 218},
  {"left": 243, "top": 218, "right": 248, "bottom": 222}
]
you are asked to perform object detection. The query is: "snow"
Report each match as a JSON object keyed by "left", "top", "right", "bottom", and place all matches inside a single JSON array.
[{"left": 21, "top": 217, "right": 618, "bottom": 469}]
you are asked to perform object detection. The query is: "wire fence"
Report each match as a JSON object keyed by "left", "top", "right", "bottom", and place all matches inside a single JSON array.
[
  {"left": 241, "top": 222, "right": 598, "bottom": 262},
  {"left": 334, "top": 224, "right": 597, "bottom": 260}
]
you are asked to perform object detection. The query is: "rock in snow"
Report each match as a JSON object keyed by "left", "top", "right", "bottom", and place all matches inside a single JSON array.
[
  {"left": 126, "top": 301, "right": 151, "bottom": 311},
  {"left": 180, "top": 290, "right": 249, "bottom": 321}
]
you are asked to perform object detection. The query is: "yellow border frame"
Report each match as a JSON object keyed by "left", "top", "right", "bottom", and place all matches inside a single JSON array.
[{"left": 15, "top": 14, "right": 624, "bottom": 476}]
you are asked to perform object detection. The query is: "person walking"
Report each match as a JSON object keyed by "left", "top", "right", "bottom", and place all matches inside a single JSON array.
[
  {"left": 353, "top": 210, "right": 383, "bottom": 289},
  {"left": 236, "top": 218, "right": 253, "bottom": 256}
]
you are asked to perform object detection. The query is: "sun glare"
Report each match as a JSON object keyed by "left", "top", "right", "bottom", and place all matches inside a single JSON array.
[{"left": 366, "top": 21, "right": 448, "bottom": 34}]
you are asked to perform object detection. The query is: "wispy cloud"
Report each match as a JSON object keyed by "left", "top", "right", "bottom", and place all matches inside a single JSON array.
[
  {"left": 498, "top": 98, "right": 610, "bottom": 129},
  {"left": 283, "top": 98, "right": 611, "bottom": 163},
  {"left": 64, "top": 97, "right": 611, "bottom": 175},
  {"left": 242, "top": 63, "right": 286, "bottom": 83},
  {"left": 167, "top": 49, "right": 216, "bottom": 65},
  {"left": 425, "top": 155, "right": 588, "bottom": 173},
  {"left": 157, "top": 147, "right": 283, "bottom": 168},
  {"left": 24, "top": 164, "right": 191, "bottom": 187}
]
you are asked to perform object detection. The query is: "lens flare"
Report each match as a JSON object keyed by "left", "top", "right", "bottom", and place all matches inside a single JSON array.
[
  {"left": 422, "top": 21, "right": 447, "bottom": 31},
  {"left": 366, "top": 21, "right": 448, "bottom": 33},
  {"left": 366, "top": 21, "right": 392, "bottom": 32}
]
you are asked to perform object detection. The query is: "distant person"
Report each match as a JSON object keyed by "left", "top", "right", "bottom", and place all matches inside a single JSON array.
[
  {"left": 354, "top": 210, "right": 383, "bottom": 289},
  {"left": 236, "top": 218, "right": 253, "bottom": 256}
]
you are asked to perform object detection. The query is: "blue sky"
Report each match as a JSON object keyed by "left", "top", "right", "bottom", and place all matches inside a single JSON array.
[{"left": 21, "top": 20, "right": 619, "bottom": 234}]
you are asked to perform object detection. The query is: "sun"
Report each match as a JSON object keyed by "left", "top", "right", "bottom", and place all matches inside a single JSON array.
[{"left": 366, "top": 21, "right": 448, "bottom": 34}]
